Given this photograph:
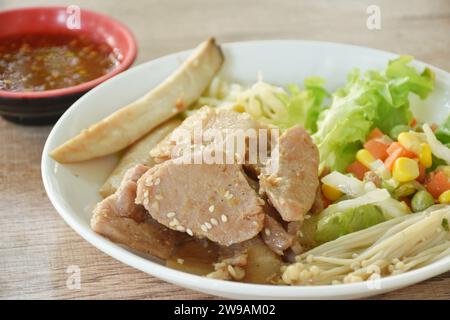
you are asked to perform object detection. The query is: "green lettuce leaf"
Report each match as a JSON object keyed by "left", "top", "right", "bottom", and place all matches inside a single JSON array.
[
  {"left": 435, "top": 114, "right": 450, "bottom": 145},
  {"left": 314, "top": 204, "right": 385, "bottom": 244},
  {"left": 312, "top": 56, "right": 435, "bottom": 172}
]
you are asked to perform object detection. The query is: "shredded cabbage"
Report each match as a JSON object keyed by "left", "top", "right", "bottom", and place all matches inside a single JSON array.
[
  {"left": 235, "top": 77, "right": 329, "bottom": 130},
  {"left": 321, "top": 171, "right": 409, "bottom": 219},
  {"left": 321, "top": 171, "right": 365, "bottom": 197},
  {"left": 321, "top": 189, "right": 390, "bottom": 216},
  {"left": 423, "top": 123, "right": 450, "bottom": 164}
]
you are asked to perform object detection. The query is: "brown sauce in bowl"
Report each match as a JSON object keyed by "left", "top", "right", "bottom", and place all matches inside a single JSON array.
[{"left": 0, "top": 33, "right": 121, "bottom": 92}]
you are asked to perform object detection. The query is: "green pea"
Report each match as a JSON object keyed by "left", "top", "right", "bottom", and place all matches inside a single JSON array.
[
  {"left": 411, "top": 190, "right": 435, "bottom": 212},
  {"left": 390, "top": 124, "right": 410, "bottom": 140},
  {"left": 394, "top": 182, "right": 416, "bottom": 198}
]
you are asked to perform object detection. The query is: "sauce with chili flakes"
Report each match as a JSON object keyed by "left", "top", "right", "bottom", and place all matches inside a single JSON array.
[{"left": 0, "top": 33, "right": 121, "bottom": 92}]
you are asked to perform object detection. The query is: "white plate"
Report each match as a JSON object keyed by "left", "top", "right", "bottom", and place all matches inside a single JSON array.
[{"left": 42, "top": 40, "right": 450, "bottom": 299}]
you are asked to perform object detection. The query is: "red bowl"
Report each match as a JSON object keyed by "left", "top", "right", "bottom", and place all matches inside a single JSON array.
[{"left": 0, "top": 6, "right": 137, "bottom": 125}]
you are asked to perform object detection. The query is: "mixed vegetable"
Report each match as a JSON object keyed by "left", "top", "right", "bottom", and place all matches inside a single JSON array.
[
  {"left": 314, "top": 118, "right": 450, "bottom": 243},
  {"left": 207, "top": 55, "right": 450, "bottom": 248}
]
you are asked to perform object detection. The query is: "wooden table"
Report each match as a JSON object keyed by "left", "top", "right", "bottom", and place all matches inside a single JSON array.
[{"left": 1, "top": 0, "right": 449, "bottom": 300}]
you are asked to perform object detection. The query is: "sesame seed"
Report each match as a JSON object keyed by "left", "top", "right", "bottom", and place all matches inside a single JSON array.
[
  {"left": 264, "top": 228, "right": 271, "bottom": 236},
  {"left": 208, "top": 205, "right": 215, "bottom": 213},
  {"left": 221, "top": 214, "right": 228, "bottom": 223},
  {"left": 200, "top": 224, "right": 208, "bottom": 233},
  {"left": 176, "top": 225, "right": 185, "bottom": 232},
  {"left": 186, "top": 228, "right": 193, "bottom": 236},
  {"left": 177, "top": 258, "right": 184, "bottom": 264},
  {"left": 205, "top": 222, "right": 212, "bottom": 229},
  {"left": 169, "top": 220, "right": 177, "bottom": 227},
  {"left": 224, "top": 190, "right": 233, "bottom": 200},
  {"left": 210, "top": 218, "right": 218, "bottom": 225},
  {"left": 155, "top": 195, "right": 163, "bottom": 201},
  {"left": 305, "top": 214, "right": 311, "bottom": 220},
  {"left": 167, "top": 212, "right": 176, "bottom": 218}
]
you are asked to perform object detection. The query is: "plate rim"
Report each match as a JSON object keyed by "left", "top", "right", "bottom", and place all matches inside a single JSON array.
[{"left": 42, "top": 39, "right": 450, "bottom": 299}]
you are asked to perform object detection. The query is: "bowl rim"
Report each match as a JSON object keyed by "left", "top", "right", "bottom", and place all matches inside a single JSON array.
[
  {"left": 0, "top": 6, "right": 137, "bottom": 100},
  {"left": 41, "top": 39, "right": 450, "bottom": 299}
]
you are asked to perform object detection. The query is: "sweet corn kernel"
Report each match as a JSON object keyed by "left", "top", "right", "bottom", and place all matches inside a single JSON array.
[
  {"left": 321, "top": 183, "right": 343, "bottom": 201},
  {"left": 392, "top": 157, "right": 420, "bottom": 182},
  {"left": 438, "top": 190, "right": 450, "bottom": 204},
  {"left": 419, "top": 143, "right": 432, "bottom": 168},
  {"left": 356, "top": 149, "right": 375, "bottom": 168},
  {"left": 398, "top": 132, "right": 421, "bottom": 155}
]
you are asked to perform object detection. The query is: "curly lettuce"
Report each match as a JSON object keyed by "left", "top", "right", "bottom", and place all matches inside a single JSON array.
[{"left": 312, "top": 56, "right": 435, "bottom": 172}]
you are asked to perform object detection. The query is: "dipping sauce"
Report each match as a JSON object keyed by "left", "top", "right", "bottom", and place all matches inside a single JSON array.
[{"left": 0, "top": 33, "right": 121, "bottom": 92}]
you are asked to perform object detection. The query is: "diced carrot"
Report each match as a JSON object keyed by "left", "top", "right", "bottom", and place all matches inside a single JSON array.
[
  {"left": 367, "top": 128, "right": 384, "bottom": 140},
  {"left": 386, "top": 142, "right": 417, "bottom": 158},
  {"left": 364, "top": 139, "right": 390, "bottom": 161},
  {"left": 409, "top": 118, "right": 417, "bottom": 128},
  {"left": 425, "top": 171, "right": 450, "bottom": 198},
  {"left": 416, "top": 164, "right": 426, "bottom": 183},
  {"left": 346, "top": 160, "right": 369, "bottom": 180}
]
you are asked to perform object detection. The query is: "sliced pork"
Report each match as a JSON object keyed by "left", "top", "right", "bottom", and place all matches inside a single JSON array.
[
  {"left": 91, "top": 165, "right": 183, "bottom": 259},
  {"left": 261, "top": 215, "right": 294, "bottom": 255},
  {"left": 135, "top": 161, "right": 265, "bottom": 246},
  {"left": 259, "top": 126, "right": 319, "bottom": 222},
  {"left": 150, "top": 106, "right": 265, "bottom": 163}
]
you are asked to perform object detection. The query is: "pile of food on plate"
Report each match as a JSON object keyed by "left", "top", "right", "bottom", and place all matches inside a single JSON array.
[{"left": 50, "top": 38, "right": 450, "bottom": 285}]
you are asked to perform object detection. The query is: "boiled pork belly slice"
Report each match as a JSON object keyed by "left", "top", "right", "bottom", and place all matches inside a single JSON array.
[{"left": 91, "top": 165, "right": 184, "bottom": 259}]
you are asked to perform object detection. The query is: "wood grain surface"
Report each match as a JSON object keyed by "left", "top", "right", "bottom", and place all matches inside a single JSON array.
[{"left": 1, "top": 0, "right": 449, "bottom": 300}]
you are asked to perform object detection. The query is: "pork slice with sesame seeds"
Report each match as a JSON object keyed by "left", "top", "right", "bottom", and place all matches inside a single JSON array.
[
  {"left": 135, "top": 161, "right": 265, "bottom": 246},
  {"left": 149, "top": 106, "right": 265, "bottom": 163},
  {"left": 91, "top": 164, "right": 184, "bottom": 259},
  {"left": 259, "top": 125, "right": 319, "bottom": 222},
  {"left": 98, "top": 164, "right": 150, "bottom": 222}
]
